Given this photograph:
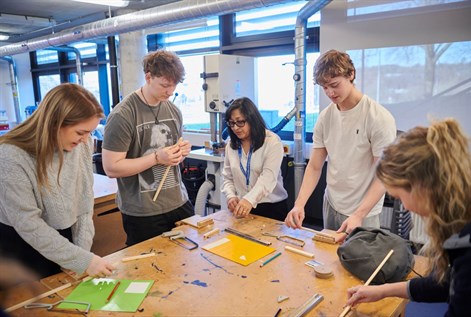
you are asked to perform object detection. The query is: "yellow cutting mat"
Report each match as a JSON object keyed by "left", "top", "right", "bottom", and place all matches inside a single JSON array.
[{"left": 202, "top": 233, "right": 275, "bottom": 266}]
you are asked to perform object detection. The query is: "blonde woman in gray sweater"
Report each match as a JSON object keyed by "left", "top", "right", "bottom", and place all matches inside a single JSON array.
[{"left": 0, "top": 83, "right": 115, "bottom": 278}]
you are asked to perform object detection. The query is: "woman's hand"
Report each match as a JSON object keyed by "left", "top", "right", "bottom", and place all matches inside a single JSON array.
[
  {"left": 233, "top": 199, "right": 253, "bottom": 218},
  {"left": 227, "top": 197, "right": 239, "bottom": 213},
  {"left": 346, "top": 285, "right": 385, "bottom": 307},
  {"left": 86, "top": 255, "right": 115, "bottom": 278}
]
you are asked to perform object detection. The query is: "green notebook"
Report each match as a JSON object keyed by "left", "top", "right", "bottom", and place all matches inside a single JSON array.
[{"left": 58, "top": 278, "right": 154, "bottom": 312}]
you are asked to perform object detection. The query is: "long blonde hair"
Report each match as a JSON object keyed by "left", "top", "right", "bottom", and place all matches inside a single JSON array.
[
  {"left": 0, "top": 83, "right": 104, "bottom": 188},
  {"left": 376, "top": 118, "right": 471, "bottom": 283}
]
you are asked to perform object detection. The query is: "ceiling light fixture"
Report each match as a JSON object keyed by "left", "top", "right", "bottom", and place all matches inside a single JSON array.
[
  {"left": 0, "top": 13, "right": 55, "bottom": 27},
  {"left": 71, "top": 0, "right": 130, "bottom": 7},
  {"left": 0, "top": 34, "right": 10, "bottom": 41}
]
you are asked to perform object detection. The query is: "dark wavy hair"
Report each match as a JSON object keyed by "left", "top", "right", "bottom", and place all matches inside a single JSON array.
[{"left": 225, "top": 97, "right": 266, "bottom": 152}]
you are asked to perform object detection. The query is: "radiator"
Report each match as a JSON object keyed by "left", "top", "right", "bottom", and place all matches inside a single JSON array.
[
  {"left": 380, "top": 206, "right": 428, "bottom": 245},
  {"left": 409, "top": 212, "right": 428, "bottom": 245}
]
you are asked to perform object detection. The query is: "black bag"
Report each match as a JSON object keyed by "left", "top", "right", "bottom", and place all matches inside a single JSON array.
[{"left": 337, "top": 227, "right": 415, "bottom": 284}]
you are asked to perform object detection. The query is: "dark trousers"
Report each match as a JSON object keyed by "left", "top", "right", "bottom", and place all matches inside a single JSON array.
[
  {"left": 251, "top": 199, "right": 288, "bottom": 222},
  {"left": 0, "top": 222, "right": 73, "bottom": 279},
  {"left": 121, "top": 200, "right": 194, "bottom": 246}
]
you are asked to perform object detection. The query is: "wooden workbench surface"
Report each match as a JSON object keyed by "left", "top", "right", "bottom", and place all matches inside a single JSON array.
[{"left": 4, "top": 210, "right": 428, "bottom": 317}]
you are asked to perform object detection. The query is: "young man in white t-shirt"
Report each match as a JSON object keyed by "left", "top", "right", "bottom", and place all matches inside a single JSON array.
[{"left": 285, "top": 49, "right": 396, "bottom": 242}]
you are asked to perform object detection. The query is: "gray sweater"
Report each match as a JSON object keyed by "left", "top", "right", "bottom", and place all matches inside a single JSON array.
[{"left": 0, "top": 138, "right": 95, "bottom": 274}]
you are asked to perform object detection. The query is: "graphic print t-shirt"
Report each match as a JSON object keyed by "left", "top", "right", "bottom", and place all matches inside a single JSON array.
[{"left": 103, "top": 92, "right": 188, "bottom": 216}]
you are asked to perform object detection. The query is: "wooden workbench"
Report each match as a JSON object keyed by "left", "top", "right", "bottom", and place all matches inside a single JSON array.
[{"left": 4, "top": 210, "right": 428, "bottom": 317}]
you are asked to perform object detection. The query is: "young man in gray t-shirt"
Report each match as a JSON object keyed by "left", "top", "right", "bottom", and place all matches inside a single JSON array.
[{"left": 102, "top": 50, "right": 194, "bottom": 246}]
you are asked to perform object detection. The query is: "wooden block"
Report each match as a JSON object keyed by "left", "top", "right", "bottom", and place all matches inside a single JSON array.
[
  {"left": 311, "top": 229, "right": 345, "bottom": 244},
  {"left": 197, "top": 218, "right": 214, "bottom": 228},
  {"left": 176, "top": 215, "right": 213, "bottom": 229}
]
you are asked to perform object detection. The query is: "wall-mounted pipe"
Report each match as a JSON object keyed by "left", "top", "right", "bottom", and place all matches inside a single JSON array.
[
  {"left": 195, "top": 180, "right": 215, "bottom": 216},
  {"left": 292, "top": 0, "right": 332, "bottom": 197},
  {"left": 44, "top": 46, "right": 83, "bottom": 85},
  {"left": 0, "top": 56, "right": 21, "bottom": 124},
  {"left": 0, "top": 0, "right": 293, "bottom": 58},
  {"left": 107, "top": 35, "right": 120, "bottom": 108}
]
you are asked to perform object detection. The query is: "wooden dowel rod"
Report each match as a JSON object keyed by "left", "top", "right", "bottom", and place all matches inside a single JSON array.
[
  {"left": 300, "top": 226, "right": 334, "bottom": 238},
  {"left": 203, "top": 228, "right": 220, "bottom": 239},
  {"left": 122, "top": 252, "right": 156, "bottom": 262},
  {"left": 284, "top": 245, "right": 314, "bottom": 258},
  {"left": 152, "top": 166, "right": 170, "bottom": 201},
  {"left": 5, "top": 275, "right": 92, "bottom": 313},
  {"left": 339, "top": 249, "right": 395, "bottom": 317},
  {"left": 5, "top": 282, "right": 72, "bottom": 313},
  {"left": 153, "top": 137, "right": 183, "bottom": 202}
]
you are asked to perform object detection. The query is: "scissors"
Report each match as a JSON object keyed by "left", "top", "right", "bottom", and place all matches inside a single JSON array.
[{"left": 262, "top": 232, "right": 305, "bottom": 247}]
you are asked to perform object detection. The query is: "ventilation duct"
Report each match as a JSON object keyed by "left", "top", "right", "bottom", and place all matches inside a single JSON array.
[{"left": 0, "top": 0, "right": 294, "bottom": 57}]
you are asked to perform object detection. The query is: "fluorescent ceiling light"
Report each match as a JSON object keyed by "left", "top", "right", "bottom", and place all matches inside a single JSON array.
[
  {"left": 0, "top": 34, "right": 10, "bottom": 41},
  {"left": 0, "top": 13, "right": 55, "bottom": 27},
  {"left": 71, "top": 0, "right": 129, "bottom": 7}
]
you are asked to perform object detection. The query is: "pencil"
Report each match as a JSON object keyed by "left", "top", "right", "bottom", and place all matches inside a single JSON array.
[
  {"left": 274, "top": 307, "right": 282, "bottom": 317},
  {"left": 106, "top": 281, "right": 121, "bottom": 303},
  {"left": 260, "top": 252, "right": 282, "bottom": 267}
]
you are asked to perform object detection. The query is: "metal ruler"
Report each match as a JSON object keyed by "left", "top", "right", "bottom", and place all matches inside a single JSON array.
[
  {"left": 290, "top": 293, "right": 324, "bottom": 317},
  {"left": 224, "top": 227, "right": 272, "bottom": 246}
]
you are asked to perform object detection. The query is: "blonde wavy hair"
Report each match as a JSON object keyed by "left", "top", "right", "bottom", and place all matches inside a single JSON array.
[
  {"left": 376, "top": 118, "right": 471, "bottom": 283},
  {"left": 0, "top": 83, "right": 104, "bottom": 189}
]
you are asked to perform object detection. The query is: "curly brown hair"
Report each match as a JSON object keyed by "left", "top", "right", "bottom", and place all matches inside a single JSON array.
[
  {"left": 376, "top": 118, "right": 471, "bottom": 283},
  {"left": 142, "top": 49, "right": 185, "bottom": 84},
  {"left": 313, "top": 49, "right": 356, "bottom": 86}
]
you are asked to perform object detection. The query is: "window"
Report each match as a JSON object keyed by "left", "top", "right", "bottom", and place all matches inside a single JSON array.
[
  {"left": 349, "top": 40, "right": 471, "bottom": 132},
  {"left": 175, "top": 55, "right": 209, "bottom": 131},
  {"left": 174, "top": 53, "right": 321, "bottom": 137},
  {"left": 38, "top": 74, "right": 60, "bottom": 97},
  {"left": 32, "top": 42, "right": 111, "bottom": 116},
  {"left": 347, "top": 0, "right": 468, "bottom": 19},
  {"left": 69, "top": 71, "right": 101, "bottom": 102},
  {"left": 159, "top": 17, "right": 220, "bottom": 52},
  {"left": 36, "top": 49, "right": 58, "bottom": 65},
  {"left": 156, "top": 2, "right": 321, "bottom": 139},
  {"left": 256, "top": 53, "right": 320, "bottom": 134},
  {"left": 235, "top": 2, "right": 320, "bottom": 37},
  {"left": 67, "top": 42, "right": 97, "bottom": 59}
]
